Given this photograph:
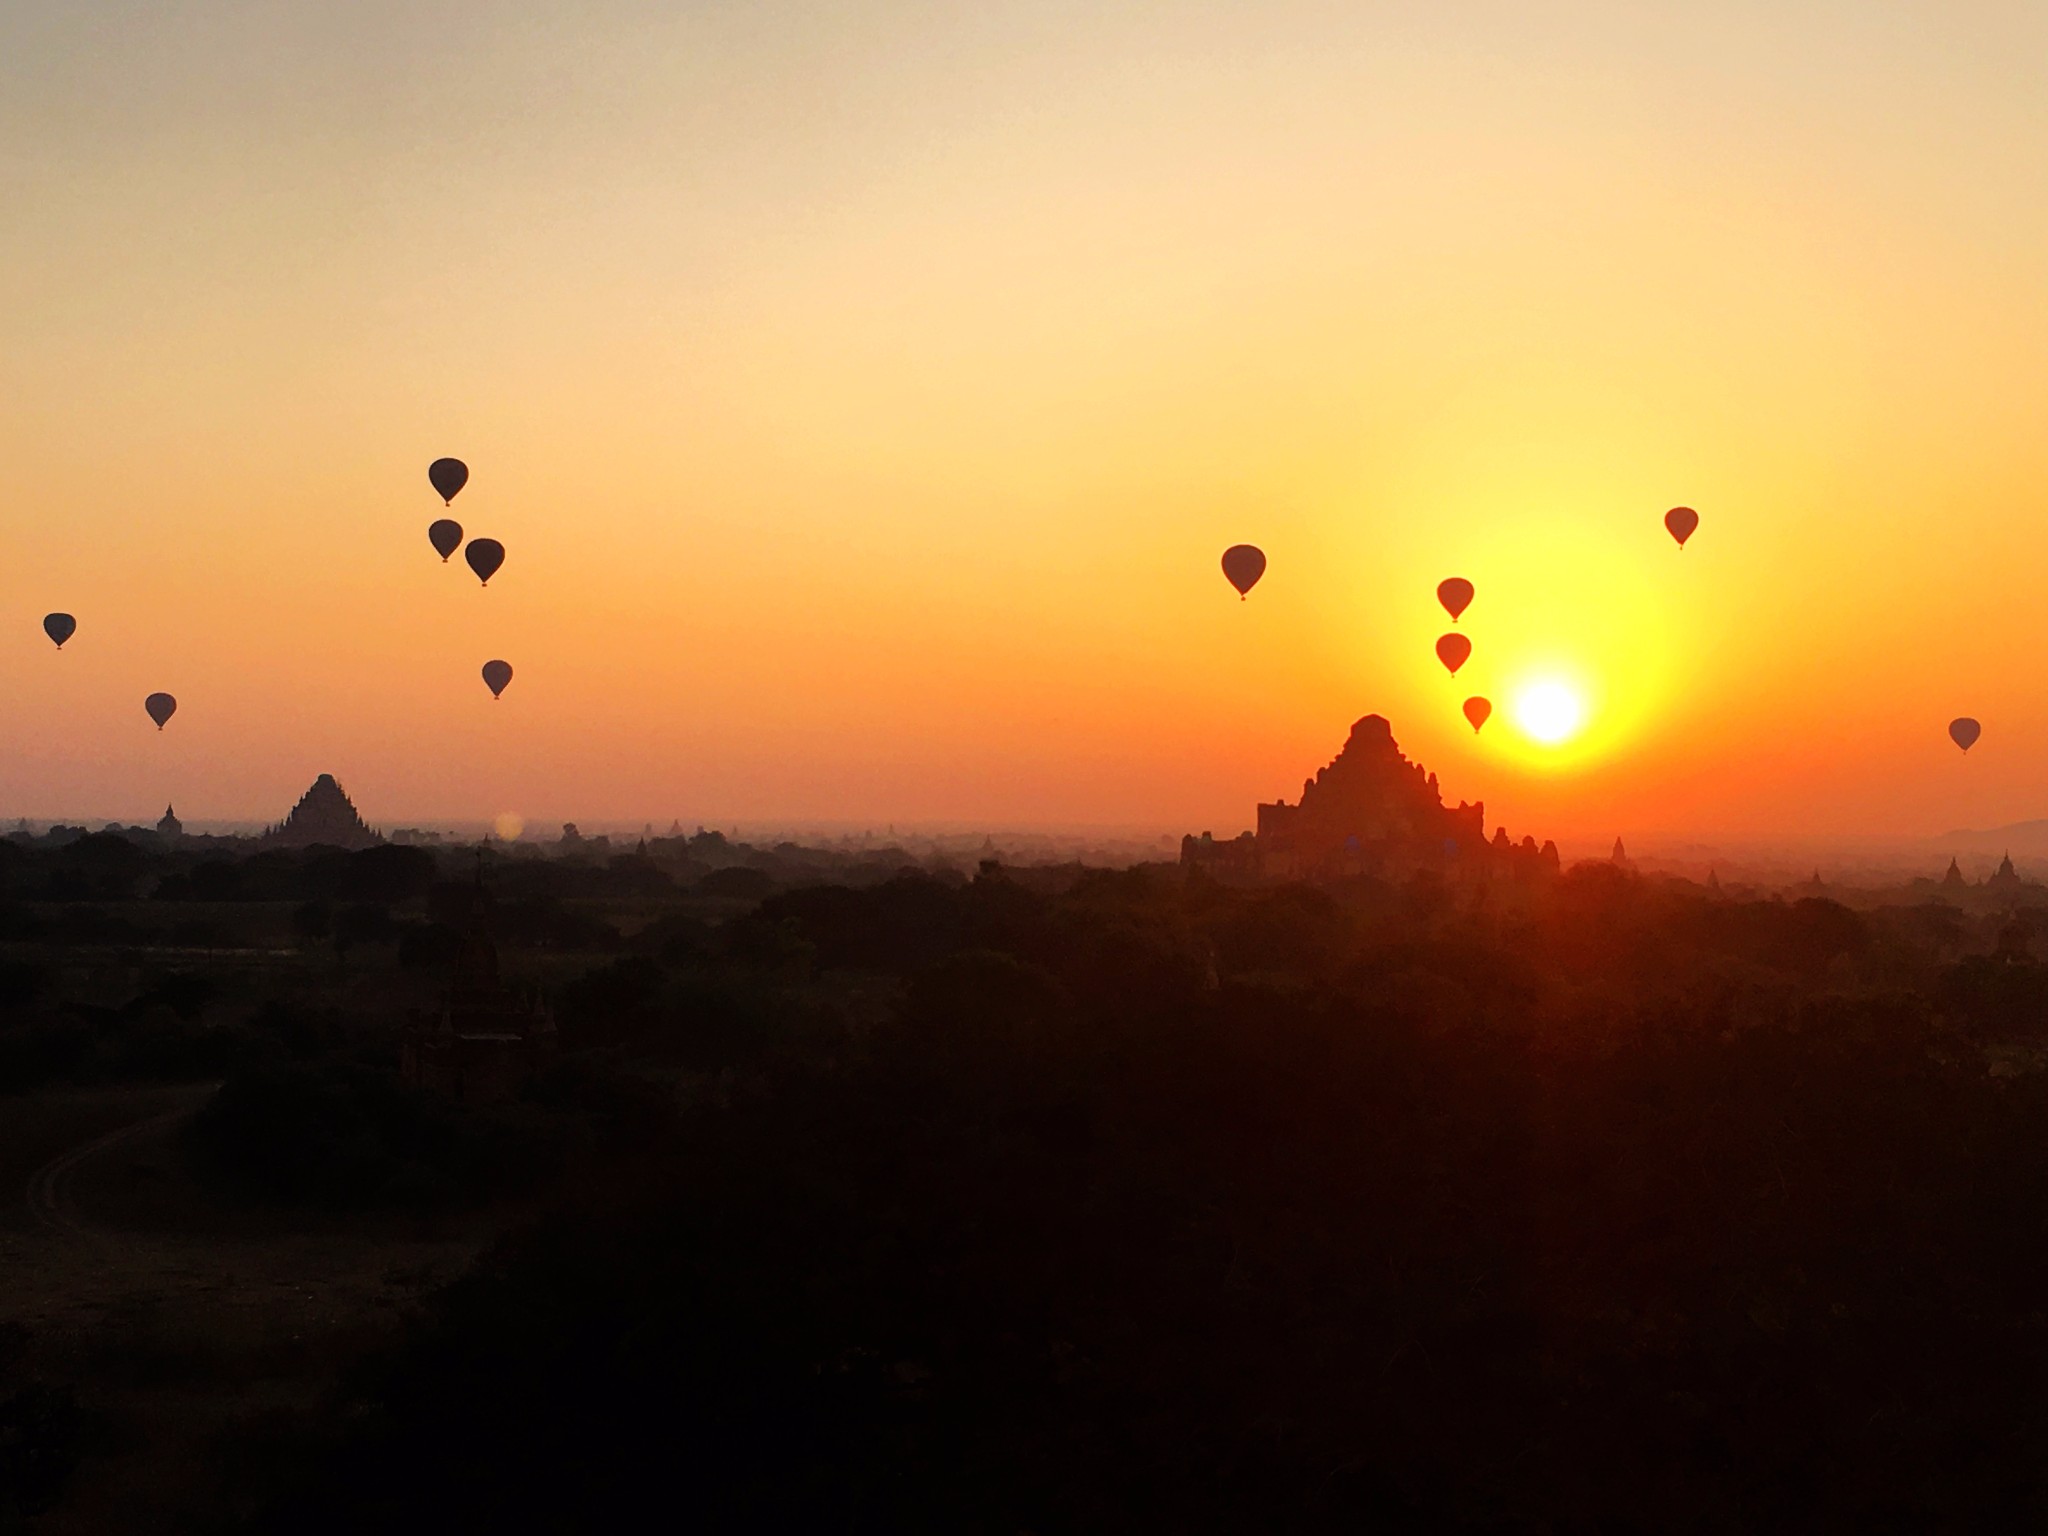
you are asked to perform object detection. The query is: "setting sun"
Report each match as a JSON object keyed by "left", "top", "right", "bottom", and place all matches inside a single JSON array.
[{"left": 1514, "top": 680, "right": 1587, "bottom": 747}]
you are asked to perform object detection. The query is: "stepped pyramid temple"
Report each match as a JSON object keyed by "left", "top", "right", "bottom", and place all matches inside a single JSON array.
[
  {"left": 265, "top": 774, "right": 383, "bottom": 850},
  {"left": 1183, "top": 714, "right": 1559, "bottom": 882}
]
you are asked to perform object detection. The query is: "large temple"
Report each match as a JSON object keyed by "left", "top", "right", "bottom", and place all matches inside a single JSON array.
[
  {"left": 1183, "top": 714, "right": 1559, "bottom": 883},
  {"left": 265, "top": 774, "right": 383, "bottom": 850}
]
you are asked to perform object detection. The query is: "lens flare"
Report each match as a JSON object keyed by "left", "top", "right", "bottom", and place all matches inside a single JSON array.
[{"left": 1513, "top": 679, "right": 1586, "bottom": 746}]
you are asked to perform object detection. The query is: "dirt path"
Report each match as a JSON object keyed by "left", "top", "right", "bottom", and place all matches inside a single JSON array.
[
  {"left": 0, "top": 1085, "right": 491, "bottom": 1536},
  {"left": 24, "top": 1084, "right": 219, "bottom": 1237},
  {"left": 0, "top": 1084, "right": 483, "bottom": 1339}
]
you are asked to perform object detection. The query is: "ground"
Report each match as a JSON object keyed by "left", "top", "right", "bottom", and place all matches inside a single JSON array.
[{"left": 0, "top": 1082, "right": 487, "bottom": 1532}]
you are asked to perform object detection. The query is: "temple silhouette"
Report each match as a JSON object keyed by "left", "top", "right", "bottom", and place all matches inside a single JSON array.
[
  {"left": 401, "top": 882, "right": 556, "bottom": 1101},
  {"left": 1926, "top": 850, "right": 2040, "bottom": 911},
  {"left": 264, "top": 774, "right": 382, "bottom": 850},
  {"left": 1184, "top": 714, "right": 1559, "bottom": 882}
]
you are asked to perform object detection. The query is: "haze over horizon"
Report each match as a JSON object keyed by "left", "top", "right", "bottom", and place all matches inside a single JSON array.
[{"left": 4, "top": 1, "right": 2042, "bottom": 843}]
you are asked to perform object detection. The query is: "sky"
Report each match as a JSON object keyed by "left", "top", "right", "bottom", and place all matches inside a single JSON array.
[{"left": 0, "top": 0, "right": 2042, "bottom": 844}]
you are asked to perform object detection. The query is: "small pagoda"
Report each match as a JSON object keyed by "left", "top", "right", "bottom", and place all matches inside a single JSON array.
[{"left": 265, "top": 774, "right": 383, "bottom": 850}]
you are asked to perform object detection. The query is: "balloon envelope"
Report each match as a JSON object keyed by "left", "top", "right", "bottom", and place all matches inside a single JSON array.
[
  {"left": 42, "top": 613, "right": 75, "bottom": 650},
  {"left": 1950, "top": 717, "right": 1981, "bottom": 753},
  {"left": 1463, "top": 696, "right": 1492, "bottom": 733},
  {"left": 465, "top": 538, "right": 505, "bottom": 586},
  {"left": 428, "top": 519, "right": 463, "bottom": 560},
  {"left": 1437, "top": 578, "right": 1474, "bottom": 623},
  {"left": 429, "top": 458, "right": 469, "bottom": 504},
  {"left": 1436, "top": 633, "right": 1472, "bottom": 676},
  {"left": 482, "top": 659, "right": 513, "bottom": 699},
  {"left": 1665, "top": 506, "right": 1699, "bottom": 548},
  {"left": 144, "top": 692, "right": 177, "bottom": 730},
  {"left": 1221, "top": 544, "right": 1266, "bottom": 598}
]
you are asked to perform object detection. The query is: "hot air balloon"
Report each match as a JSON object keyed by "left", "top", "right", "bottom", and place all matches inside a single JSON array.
[
  {"left": 1436, "top": 633, "right": 1471, "bottom": 677},
  {"left": 429, "top": 458, "right": 469, "bottom": 504},
  {"left": 1221, "top": 544, "right": 1266, "bottom": 599},
  {"left": 1950, "top": 717, "right": 1981, "bottom": 754},
  {"left": 1665, "top": 506, "right": 1699, "bottom": 549},
  {"left": 465, "top": 538, "right": 505, "bottom": 586},
  {"left": 42, "top": 614, "right": 75, "bottom": 650},
  {"left": 1437, "top": 578, "right": 1474, "bottom": 623},
  {"left": 145, "top": 693, "right": 177, "bottom": 731},
  {"left": 428, "top": 519, "right": 463, "bottom": 561},
  {"left": 482, "top": 659, "right": 513, "bottom": 699},
  {"left": 1463, "top": 696, "right": 1492, "bottom": 733}
]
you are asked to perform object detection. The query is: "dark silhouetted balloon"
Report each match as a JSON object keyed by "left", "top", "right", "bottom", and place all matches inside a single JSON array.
[
  {"left": 482, "top": 659, "right": 513, "bottom": 699},
  {"left": 465, "top": 538, "right": 505, "bottom": 586},
  {"left": 145, "top": 693, "right": 177, "bottom": 730},
  {"left": 1438, "top": 578, "right": 1474, "bottom": 623},
  {"left": 42, "top": 614, "right": 75, "bottom": 650},
  {"left": 1463, "top": 696, "right": 1491, "bottom": 733},
  {"left": 429, "top": 519, "right": 463, "bottom": 561},
  {"left": 1665, "top": 506, "right": 1699, "bottom": 549},
  {"left": 429, "top": 458, "right": 469, "bottom": 505},
  {"left": 1221, "top": 544, "right": 1266, "bottom": 599},
  {"left": 1950, "top": 717, "right": 1981, "bottom": 753},
  {"left": 1436, "top": 633, "right": 1471, "bottom": 677}
]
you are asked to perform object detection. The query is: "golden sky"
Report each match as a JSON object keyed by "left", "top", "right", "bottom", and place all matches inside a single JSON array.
[{"left": 1, "top": 1, "right": 2042, "bottom": 842}]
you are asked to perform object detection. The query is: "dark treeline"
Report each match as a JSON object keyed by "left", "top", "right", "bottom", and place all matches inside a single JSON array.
[
  {"left": 8, "top": 835, "right": 2048, "bottom": 1529},
  {"left": 0, "top": 825, "right": 923, "bottom": 914}
]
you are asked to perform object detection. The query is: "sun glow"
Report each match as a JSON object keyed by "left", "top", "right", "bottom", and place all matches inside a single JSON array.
[{"left": 1513, "top": 680, "right": 1587, "bottom": 747}]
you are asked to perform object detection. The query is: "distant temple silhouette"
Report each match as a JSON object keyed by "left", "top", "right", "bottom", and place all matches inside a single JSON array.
[
  {"left": 265, "top": 774, "right": 382, "bottom": 850},
  {"left": 156, "top": 804, "right": 182, "bottom": 838},
  {"left": 1926, "top": 851, "right": 2041, "bottom": 910},
  {"left": 1184, "top": 714, "right": 1558, "bottom": 882},
  {"left": 401, "top": 880, "right": 555, "bottom": 1101}
]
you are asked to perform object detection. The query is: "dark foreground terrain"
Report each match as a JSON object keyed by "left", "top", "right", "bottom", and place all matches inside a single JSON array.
[{"left": 4, "top": 828, "right": 2048, "bottom": 1531}]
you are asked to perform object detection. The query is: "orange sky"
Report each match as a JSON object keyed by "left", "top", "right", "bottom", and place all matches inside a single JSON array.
[{"left": 1, "top": 1, "right": 2042, "bottom": 843}]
